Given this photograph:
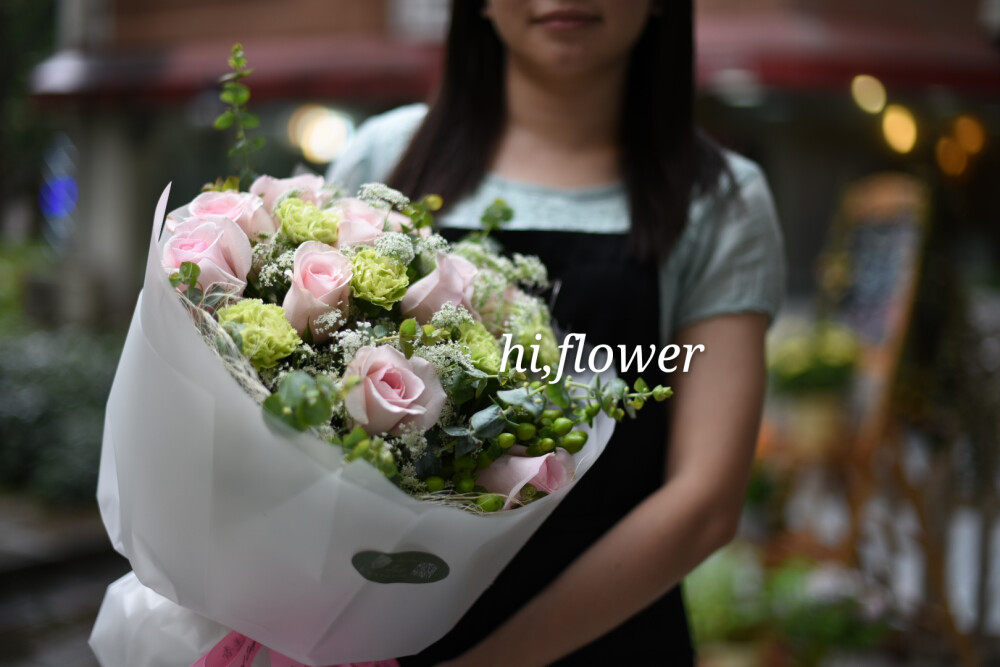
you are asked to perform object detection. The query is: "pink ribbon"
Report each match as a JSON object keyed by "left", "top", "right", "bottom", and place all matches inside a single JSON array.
[{"left": 191, "top": 631, "right": 400, "bottom": 667}]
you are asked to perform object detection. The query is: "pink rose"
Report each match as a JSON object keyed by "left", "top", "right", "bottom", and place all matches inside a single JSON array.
[
  {"left": 185, "top": 191, "right": 277, "bottom": 241},
  {"left": 401, "top": 252, "right": 478, "bottom": 323},
  {"left": 250, "top": 174, "right": 328, "bottom": 213},
  {"left": 344, "top": 346, "right": 446, "bottom": 435},
  {"left": 476, "top": 446, "right": 576, "bottom": 510},
  {"left": 282, "top": 241, "right": 352, "bottom": 342},
  {"left": 162, "top": 217, "right": 252, "bottom": 294},
  {"left": 335, "top": 198, "right": 411, "bottom": 247}
]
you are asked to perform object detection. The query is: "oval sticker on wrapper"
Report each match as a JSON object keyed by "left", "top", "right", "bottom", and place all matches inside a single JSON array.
[{"left": 352, "top": 550, "right": 450, "bottom": 584}]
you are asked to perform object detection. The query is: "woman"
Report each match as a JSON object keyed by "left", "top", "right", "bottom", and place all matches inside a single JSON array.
[{"left": 329, "top": 1, "right": 784, "bottom": 664}]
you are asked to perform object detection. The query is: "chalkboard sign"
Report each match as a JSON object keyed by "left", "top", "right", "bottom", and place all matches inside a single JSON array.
[
  {"left": 834, "top": 217, "right": 922, "bottom": 347},
  {"left": 824, "top": 174, "right": 927, "bottom": 433}
]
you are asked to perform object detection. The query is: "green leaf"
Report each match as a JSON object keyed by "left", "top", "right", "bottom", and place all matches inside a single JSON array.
[
  {"left": 221, "top": 82, "right": 250, "bottom": 107},
  {"left": 343, "top": 426, "right": 369, "bottom": 448},
  {"left": 214, "top": 110, "right": 236, "bottom": 130},
  {"left": 609, "top": 378, "right": 629, "bottom": 400},
  {"left": 474, "top": 378, "right": 488, "bottom": 399},
  {"left": 497, "top": 387, "right": 545, "bottom": 419},
  {"left": 263, "top": 371, "right": 335, "bottom": 431},
  {"left": 264, "top": 393, "right": 306, "bottom": 431},
  {"left": 178, "top": 261, "right": 201, "bottom": 286},
  {"left": 222, "top": 321, "right": 244, "bottom": 352},
  {"left": 184, "top": 285, "right": 203, "bottom": 303},
  {"left": 480, "top": 198, "right": 514, "bottom": 233},
  {"left": 470, "top": 404, "right": 506, "bottom": 439},
  {"left": 227, "top": 139, "right": 247, "bottom": 157},
  {"left": 399, "top": 318, "right": 418, "bottom": 341},
  {"left": 545, "top": 382, "right": 571, "bottom": 409},
  {"left": 168, "top": 273, "right": 183, "bottom": 288},
  {"left": 247, "top": 136, "right": 266, "bottom": 152},
  {"left": 442, "top": 426, "right": 481, "bottom": 459},
  {"left": 238, "top": 110, "right": 259, "bottom": 129},
  {"left": 447, "top": 372, "right": 477, "bottom": 405}
]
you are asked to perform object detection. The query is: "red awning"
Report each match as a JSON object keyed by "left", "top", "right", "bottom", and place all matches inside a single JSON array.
[
  {"left": 31, "top": 37, "right": 442, "bottom": 107},
  {"left": 31, "top": 15, "right": 1000, "bottom": 105},
  {"left": 696, "top": 13, "right": 1000, "bottom": 96}
]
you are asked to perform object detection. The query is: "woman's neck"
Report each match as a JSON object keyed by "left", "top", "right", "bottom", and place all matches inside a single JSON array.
[{"left": 491, "top": 57, "right": 628, "bottom": 188}]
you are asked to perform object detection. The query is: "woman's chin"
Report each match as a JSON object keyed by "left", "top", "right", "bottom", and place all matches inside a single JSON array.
[{"left": 515, "top": 46, "right": 624, "bottom": 82}]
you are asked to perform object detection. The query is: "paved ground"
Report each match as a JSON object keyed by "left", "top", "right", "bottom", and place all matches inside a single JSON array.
[
  {"left": 0, "top": 494, "right": 129, "bottom": 667},
  {"left": 0, "top": 549, "right": 129, "bottom": 667}
]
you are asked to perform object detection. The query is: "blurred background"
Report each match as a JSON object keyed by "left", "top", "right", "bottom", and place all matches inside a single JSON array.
[{"left": 2, "top": 0, "right": 999, "bottom": 665}]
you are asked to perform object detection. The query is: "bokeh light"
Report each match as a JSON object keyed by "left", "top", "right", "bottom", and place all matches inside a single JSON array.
[
  {"left": 38, "top": 175, "right": 78, "bottom": 219},
  {"left": 851, "top": 74, "right": 887, "bottom": 114},
  {"left": 936, "top": 136, "right": 968, "bottom": 176},
  {"left": 882, "top": 105, "right": 917, "bottom": 154},
  {"left": 954, "top": 115, "right": 986, "bottom": 155},
  {"left": 287, "top": 105, "right": 354, "bottom": 164}
]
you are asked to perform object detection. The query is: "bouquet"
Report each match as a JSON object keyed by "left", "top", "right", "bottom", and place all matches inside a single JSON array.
[
  {"left": 90, "top": 178, "right": 670, "bottom": 666},
  {"left": 90, "top": 45, "right": 671, "bottom": 667}
]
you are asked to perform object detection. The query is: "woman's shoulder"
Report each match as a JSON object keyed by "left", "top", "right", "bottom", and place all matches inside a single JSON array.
[
  {"left": 355, "top": 103, "right": 429, "bottom": 149},
  {"left": 686, "top": 149, "right": 777, "bottom": 238},
  {"left": 327, "top": 103, "right": 429, "bottom": 191},
  {"left": 662, "top": 148, "right": 785, "bottom": 332}
]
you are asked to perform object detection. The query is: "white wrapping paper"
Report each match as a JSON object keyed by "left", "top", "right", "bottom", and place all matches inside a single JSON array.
[
  {"left": 94, "top": 185, "right": 614, "bottom": 665},
  {"left": 90, "top": 573, "right": 251, "bottom": 667}
]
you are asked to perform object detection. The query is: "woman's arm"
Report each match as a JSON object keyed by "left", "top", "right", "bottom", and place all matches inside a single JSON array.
[{"left": 438, "top": 312, "right": 769, "bottom": 667}]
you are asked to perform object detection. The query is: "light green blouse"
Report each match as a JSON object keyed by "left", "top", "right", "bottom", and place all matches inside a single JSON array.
[{"left": 328, "top": 104, "right": 785, "bottom": 344}]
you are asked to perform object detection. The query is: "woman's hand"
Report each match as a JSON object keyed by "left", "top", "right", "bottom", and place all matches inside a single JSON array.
[{"left": 440, "top": 312, "right": 769, "bottom": 667}]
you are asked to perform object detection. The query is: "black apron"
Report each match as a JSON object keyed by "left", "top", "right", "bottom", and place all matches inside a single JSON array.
[{"left": 401, "top": 228, "right": 694, "bottom": 666}]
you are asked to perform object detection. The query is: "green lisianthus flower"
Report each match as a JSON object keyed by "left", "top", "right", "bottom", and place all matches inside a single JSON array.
[
  {"left": 217, "top": 299, "right": 301, "bottom": 369},
  {"left": 459, "top": 320, "right": 502, "bottom": 374},
  {"left": 350, "top": 248, "right": 408, "bottom": 309},
  {"left": 276, "top": 198, "right": 339, "bottom": 245}
]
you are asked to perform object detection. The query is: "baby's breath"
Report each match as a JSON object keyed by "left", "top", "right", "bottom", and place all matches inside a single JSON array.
[
  {"left": 330, "top": 322, "right": 374, "bottom": 362},
  {"left": 415, "top": 233, "right": 450, "bottom": 255},
  {"left": 374, "top": 232, "right": 416, "bottom": 266},
  {"left": 314, "top": 308, "right": 347, "bottom": 337},
  {"left": 430, "top": 302, "right": 474, "bottom": 331},
  {"left": 394, "top": 427, "right": 429, "bottom": 460},
  {"left": 414, "top": 341, "right": 475, "bottom": 384},
  {"left": 451, "top": 239, "right": 515, "bottom": 277},
  {"left": 358, "top": 183, "right": 410, "bottom": 210},
  {"left": 511, "top": 253, "right": 549, "bottom": 289},
  {"left": 471, "top": 269, "right": 507, "bottom": 313},
  {"left": 397, "top": 463, "right": 424, "bottom": 494}
]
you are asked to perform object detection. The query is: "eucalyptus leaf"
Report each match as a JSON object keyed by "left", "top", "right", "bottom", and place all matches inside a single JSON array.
[
  {"left": 213, "top": 110, "right": 236, "bottom": 130},
  {"left": 221, "top": 82, "right": 250, "bottom": 106},
  {"left": 237, "top": 110, "right": 259, "bottom": 129},
  {"left": 545, "top": 382, "right": 571, "bottom": 409},
  {"left": 470, "top": 404, "right": 506, "bottom": 439},
  {"left": 442, "top": 426, "right": 481, "bottom": 458},
  {"left": 497, "top": 387, "right": 544, "bottom": 419}
]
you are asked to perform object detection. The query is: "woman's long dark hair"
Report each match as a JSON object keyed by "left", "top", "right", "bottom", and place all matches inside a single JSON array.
[{"left": 388, "top": 0, "right": 729, "bottom": 261}]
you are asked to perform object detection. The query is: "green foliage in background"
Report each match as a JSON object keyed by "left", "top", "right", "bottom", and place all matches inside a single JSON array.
[
  {"left": 769, "top": 322, "right": 859, "bottom": 395},
  {"left": 686, "top": 544, "right": 768, "bottom": 645},
  {"left": 0, "top": 242, "right": 54, "bottom": 331},
  {"left": 686, "top": 545, "right": 889, "bottom": 664},
  {"left": 0, "top": 328, "right": 122, "bottom": 507}
]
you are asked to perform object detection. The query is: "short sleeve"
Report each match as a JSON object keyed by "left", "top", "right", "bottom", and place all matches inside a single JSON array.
[
  {"left": 661, "top": 154, "right": 786, "bottom": 337},
  {"left": 326, "top": 103, "right": 428, "bottom": 194}
]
